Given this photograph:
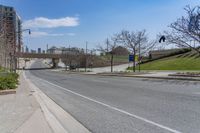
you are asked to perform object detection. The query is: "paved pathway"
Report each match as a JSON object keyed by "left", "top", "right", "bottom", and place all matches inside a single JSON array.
[
  {"left": 0, "top": 71, "right": 52, "bottom": 133},
  {"left": 87, "top": 63, "right": 131, "bottom": 74}
]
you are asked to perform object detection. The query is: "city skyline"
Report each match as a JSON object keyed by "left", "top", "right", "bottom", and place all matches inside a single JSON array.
[{"left": 1, "top": 0, "right": 200, "bottom": 50}]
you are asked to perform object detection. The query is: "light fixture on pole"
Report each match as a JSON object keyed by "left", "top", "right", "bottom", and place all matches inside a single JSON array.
[{"left": 15, "top": 29, "right": 31, "bottom": 71}]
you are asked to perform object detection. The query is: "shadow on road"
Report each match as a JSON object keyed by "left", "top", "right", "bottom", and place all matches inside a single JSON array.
[{"left": 19, "top": 67, "right": 53, "bottom": 71}]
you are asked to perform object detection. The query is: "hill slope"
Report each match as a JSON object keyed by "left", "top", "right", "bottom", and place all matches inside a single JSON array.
[{"left": 128, "top": 51, "right": 200, "bottom": 70}]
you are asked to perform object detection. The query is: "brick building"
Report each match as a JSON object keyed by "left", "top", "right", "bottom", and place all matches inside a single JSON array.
[{"left": 0, "top": 5, "right": 22, "bottom": 70}]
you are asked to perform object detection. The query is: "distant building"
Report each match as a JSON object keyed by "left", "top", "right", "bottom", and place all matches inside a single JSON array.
[
  {"left": 112, "top": 46, "right": 129, "bottom": 56},
  {"left": 38, "top": 48, "right": 41, "bottom": 53},
  {"left": 31, "top": 50, "right": 36, "bottom": 53},
  {"left": 0, "top": 5, "right": 22, "bottom": 69},
  {"left": 25, "top": 46, "right": 29, "bottom": 53},
  {"left": 47, "top": 46, "right": 84, "bottom": 55},
  {"left": 47, "top": 46, "right": 62, "bottom": 54},
  {"left": 62, "top": 47, "right": 84, "bottom": 55}
]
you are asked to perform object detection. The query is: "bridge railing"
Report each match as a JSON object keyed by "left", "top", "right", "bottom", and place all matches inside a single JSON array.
[{"left": 16, "top": 52, "right": 64, "bottom": 58}]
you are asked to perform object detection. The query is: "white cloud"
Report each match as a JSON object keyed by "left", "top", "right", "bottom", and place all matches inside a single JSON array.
[
  {"left": 23, "top": 16, "right": 79, "bottom": 28},
  {"left": 67, "top": 33, "right": 76, "bottom": 36},
  {"left": 24, "top": 31, "right": 64, "bottom": 38}
]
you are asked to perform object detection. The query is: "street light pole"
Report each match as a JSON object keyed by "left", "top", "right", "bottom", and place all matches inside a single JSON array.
[
  {"left": 85, "top": 41, "right": 88, "bottom": 72},
  {"left": 46, "top": 44, "right": 48, "bottom": 53},
  {"left": 133, "top": 46, "right": 136, "bottom": 72},
  {"left": 69, "top": 45, "right": 71, "bottom": 71},
  {"left": 15, "top": 28, "right": 31, "bottom": 72},
  {"left": 139, "top": 42, "right": 141, "bottom": 72}
]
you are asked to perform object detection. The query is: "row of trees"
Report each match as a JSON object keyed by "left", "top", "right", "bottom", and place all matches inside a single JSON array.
[
  {"left": 100, "top": 5, "right": 200, "bottom": 72},
  {"left": 61, "top": 47, "right": 96, "bottom": 71},
  {"left": 99, "top": 30, "right": 157, "bottom": 72}
]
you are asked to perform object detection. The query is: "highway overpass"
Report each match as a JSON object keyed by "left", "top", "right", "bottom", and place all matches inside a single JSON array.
[{"left": 16, "top": 52, "right": 68, "bottom": 68}]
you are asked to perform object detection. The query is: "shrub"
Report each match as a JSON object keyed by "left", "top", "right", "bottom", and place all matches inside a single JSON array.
[
  {"left": 0, "top": 73, "right": 19, "bottom": 90},
  {"left": 0, "top": 66, "right": 5, "bottom": 72}
]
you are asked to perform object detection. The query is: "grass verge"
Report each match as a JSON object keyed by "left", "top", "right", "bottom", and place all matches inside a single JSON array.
[{"left": 127, "top": 57, "right": 200, "bottom": 70}]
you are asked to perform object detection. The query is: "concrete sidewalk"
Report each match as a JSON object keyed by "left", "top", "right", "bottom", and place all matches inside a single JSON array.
[
  {"left": 0, "top": 71, "right": 53, "bottom": 133},
  {"left": 96, "top": 71, "right": 200, "bottom": 81},
  {"left": 86, "top": 63, "right": 131, "bottom": 74}
]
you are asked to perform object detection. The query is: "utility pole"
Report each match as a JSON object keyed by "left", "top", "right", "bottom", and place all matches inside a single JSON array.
[
  {"left": 69, "top": 45, "right": 71, "bottom": 71},
  {"left": 107, "top": 39, "right": 109, "bottom": 53},
  {"left": 139, "top": 42, "right": 141, "bottom": 72},
  {"left": 85, "top": 41, "right": 88, "bottom": 72},
  {"left": 133, "top": 46, "right": 136, "bottom": 72}
]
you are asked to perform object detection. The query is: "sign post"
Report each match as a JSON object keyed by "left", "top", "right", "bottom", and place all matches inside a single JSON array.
[{"left": 129, "top": 54, "right": 139, "bottom": 72}]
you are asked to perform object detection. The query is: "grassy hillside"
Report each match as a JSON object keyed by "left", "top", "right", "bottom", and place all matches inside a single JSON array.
[{"left": 128, "top": 51, "right": 200, "bottom": 70}]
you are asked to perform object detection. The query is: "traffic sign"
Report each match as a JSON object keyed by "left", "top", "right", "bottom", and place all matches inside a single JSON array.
[
  {"left": 129, "top": 54, "right": 139, "bottom": 62},
  {"left": 129, "top": 54, "right": 134, "bottom": 62}
]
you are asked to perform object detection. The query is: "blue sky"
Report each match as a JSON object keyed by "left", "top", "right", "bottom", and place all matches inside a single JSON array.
[{"left": 0, "top": 0, "right": 200, "bottom": 50}]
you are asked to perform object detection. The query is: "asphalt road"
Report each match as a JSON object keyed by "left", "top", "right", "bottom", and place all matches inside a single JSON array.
[{"left": 26, "top": 60, "right": 200, "bottom": 133}]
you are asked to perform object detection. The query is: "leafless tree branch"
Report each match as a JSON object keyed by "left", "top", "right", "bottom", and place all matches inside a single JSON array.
[
  {"left": 164, "top": 5, "right": 200, "bottom": 55},
  {"left": 97, "top": 38, "right": 118, "bottom": 72}
]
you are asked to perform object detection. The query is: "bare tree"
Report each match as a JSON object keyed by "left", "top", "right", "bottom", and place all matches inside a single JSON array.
[
  {"left": 97, "top": 38, "right": 118, "bottom": 72},
  {"left": 62, "top": 47, "right": 83, "bottom": 71},
  {"left": 115, "top": 30, "right": 156, "bottom": 72},
  {"left": 164, "top": 5, "right": 200, "bottom": 55}
]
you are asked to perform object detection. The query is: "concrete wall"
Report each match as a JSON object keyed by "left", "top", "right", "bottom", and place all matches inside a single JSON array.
[{"left": 149, "top": 49, "right": 182, "bottom": 59}]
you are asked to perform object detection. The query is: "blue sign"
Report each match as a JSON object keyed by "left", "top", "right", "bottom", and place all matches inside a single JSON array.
[{"left": 129, "top": 54, "right": 134, "bottom": 62}]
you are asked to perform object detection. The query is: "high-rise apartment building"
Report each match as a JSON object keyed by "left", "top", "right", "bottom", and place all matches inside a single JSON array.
[{"left": 0, "top": 5, "right": 22, "bottom": 70}]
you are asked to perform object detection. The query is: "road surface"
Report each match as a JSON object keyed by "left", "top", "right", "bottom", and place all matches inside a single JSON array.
[{"left": 26, "top": 60, "right": 200, "bottom": 133}]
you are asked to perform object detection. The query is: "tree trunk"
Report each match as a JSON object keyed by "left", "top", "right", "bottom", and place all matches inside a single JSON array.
[{"left": 69, "top": 60, "right": 71, "bottom": 71}]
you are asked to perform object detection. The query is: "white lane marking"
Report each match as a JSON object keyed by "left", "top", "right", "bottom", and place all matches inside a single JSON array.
[{"left": 30, "top": 75, "right": 182, "bottom": 133}]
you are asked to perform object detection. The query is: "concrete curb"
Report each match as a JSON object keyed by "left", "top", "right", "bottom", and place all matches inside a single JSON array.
[
  {"left": 23, "top": 72, "right": 91, "bottom": 133},
  {"left": 124, "top": 75, "right": 200, "bottom": 81},
  {"left": 51, "top": 69, "right": 200, "bottom": 81},
  {"left": 0, "top": 89, "right": 16, "bottom": 95},
  {"left": 95, "top": 74, "right": 200, "bottom": 81},
  {"left": 168, "top": 74, "right": 200, "bottom": 77}
]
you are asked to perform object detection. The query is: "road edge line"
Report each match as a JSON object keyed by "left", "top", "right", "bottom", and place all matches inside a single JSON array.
[{"left": 23, "top": 71, "right": 91, "bottom": 133}]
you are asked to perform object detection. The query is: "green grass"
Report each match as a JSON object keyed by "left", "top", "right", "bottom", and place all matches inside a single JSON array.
[{"left": 128, "top": 57, "right": 200, "bottom": 70}]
